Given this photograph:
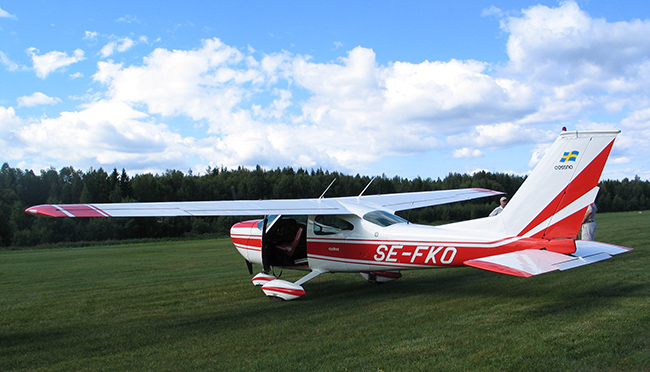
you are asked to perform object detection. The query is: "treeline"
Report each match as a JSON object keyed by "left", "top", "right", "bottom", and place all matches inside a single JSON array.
[{"left": 1, "top": 163, "right": 649, "bottom": 248}]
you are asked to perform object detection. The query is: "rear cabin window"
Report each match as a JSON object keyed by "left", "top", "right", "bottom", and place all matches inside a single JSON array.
[
  {"left": 362, "top": 211, "right": 407, "bottom": 227},
  {"left": 313, "top": 215, "right": 354, "bottom": 235}
]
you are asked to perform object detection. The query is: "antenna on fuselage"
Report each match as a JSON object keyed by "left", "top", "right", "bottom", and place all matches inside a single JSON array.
[
  {"left": 358, "top": 177, "right": 376, "bottom": 200},
  {"left": 319, "top": 178, "right": 337, "bottom": 201}
]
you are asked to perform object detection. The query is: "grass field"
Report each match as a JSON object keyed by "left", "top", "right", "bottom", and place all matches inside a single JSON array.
[{"left": 1, "top": 212, "right": 649, "bottom": 371}]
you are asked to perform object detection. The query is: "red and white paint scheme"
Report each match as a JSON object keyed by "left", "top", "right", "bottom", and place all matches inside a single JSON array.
[{"left": 26, "top": 130, "right": 632, "bottom": 300}]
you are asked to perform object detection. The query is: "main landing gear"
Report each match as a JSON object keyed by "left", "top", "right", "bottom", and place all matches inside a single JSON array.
[{"left": 360, "top": 271, "right": 402, "bottom": 284}]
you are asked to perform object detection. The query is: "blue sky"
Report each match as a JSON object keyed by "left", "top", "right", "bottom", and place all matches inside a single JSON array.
[{"left": 2, "top": 1, "right": 650, "bottom": 181}]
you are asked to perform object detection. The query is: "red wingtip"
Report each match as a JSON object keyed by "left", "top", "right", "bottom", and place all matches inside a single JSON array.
[
  {"left": 25, "top": 205, "right": 68, "bottom": 217},
  {"left": 26, "top": 204, "right": 112, "bottom": 217}
]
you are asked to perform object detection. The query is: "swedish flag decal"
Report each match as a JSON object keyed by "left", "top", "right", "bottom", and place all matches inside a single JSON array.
[{"left": 560, "top": 150, "right": 579, "bottom": 162}]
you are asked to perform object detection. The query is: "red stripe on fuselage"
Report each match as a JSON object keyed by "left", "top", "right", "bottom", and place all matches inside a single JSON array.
[
  {"left": 306, "top": 237, "right": 543, "bottom": 268},
  {"left": 229, "top": 227, "right": 575, "bottom": 271}
]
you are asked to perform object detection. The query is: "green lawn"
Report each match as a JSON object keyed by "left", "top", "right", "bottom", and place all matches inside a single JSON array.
[{"left": 1, "top": 212, "right": 649, "bottom": 371}]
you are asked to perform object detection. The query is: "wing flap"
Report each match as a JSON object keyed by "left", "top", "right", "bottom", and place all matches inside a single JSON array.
[{"left": 360, "top": 188, "right": 504, "bottom": 212}]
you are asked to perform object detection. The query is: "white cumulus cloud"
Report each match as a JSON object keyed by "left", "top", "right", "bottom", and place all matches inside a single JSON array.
[
  {"left": 0, "top": 51, "right": 22, "bottom": 72},
  {"left": 28, "top": 48, "right": 86, "bottom": 79},
  {"left": 94, "top": 38, "right": 252, "bottom": 124},
  {"left": 0, "top": 6, "right": 16, "bottom": 19},
  {"left": 0, "top": 106, "right": 24, "bottom": 160},
  {"left": 16, "top": 100, "right": 189, "bottom": 168},
  {"left": 5, "top": 2, "right": 650, "bottom": 178},
  {"left": 502, "top": 1, "right": 650, "bottom": 124},
  {"left": 100, "top": 37, "right": 136, "bottom": 58},
  {"left": 448, "top": 123, "right": 556, "bottom": 149},
  {"left": 453, "top": 148, "right": 483, "bottom": 158},
  {"left": 84, "top": 31, "right": 98, "bottom": 40},
  {"left": 17, "top": 92, "right": 61, "bottom": 107}
]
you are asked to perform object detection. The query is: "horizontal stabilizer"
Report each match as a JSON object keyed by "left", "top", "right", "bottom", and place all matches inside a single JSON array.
[
  {"left": 574, "top": 240, "right": 632, "bottom": 256},
  {"left": 464, "top": 249, "right": 574, "bottom": 277},
  {"left": 464, "top": 241, "right": 632, "bottom": 277}
]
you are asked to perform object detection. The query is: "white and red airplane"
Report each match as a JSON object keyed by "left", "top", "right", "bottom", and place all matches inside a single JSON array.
[{"left": 26, "top": 130, "right": 632, "bottom": 300}]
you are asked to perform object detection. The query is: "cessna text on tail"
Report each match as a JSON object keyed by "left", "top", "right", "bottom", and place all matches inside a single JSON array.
[{"left": 26, "top": 130, "right": 632, "bottom": 300}]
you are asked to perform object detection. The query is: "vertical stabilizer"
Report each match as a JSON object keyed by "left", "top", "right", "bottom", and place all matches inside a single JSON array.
[{"left": 499, "top": 130, "right": 619, "bottom": 239}]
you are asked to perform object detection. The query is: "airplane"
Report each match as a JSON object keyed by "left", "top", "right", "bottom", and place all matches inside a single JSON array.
[{"left": 25, "top": 130, "right": 632, "bottom": 300}]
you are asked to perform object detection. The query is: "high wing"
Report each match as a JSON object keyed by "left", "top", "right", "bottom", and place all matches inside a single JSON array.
[
  {"left": 464, "top": 240, "right": 632, "bottom": 277},
  {"left": 25, "top": 187, "right": 503, "bottom": 218}
]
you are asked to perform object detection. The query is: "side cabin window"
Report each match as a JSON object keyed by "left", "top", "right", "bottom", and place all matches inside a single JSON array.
[
  {"left": 362, "top": 210, "right": 407, "bottom": 227},
  {"left": 313, "top": 215, "right": 354, "bottom": 235}
]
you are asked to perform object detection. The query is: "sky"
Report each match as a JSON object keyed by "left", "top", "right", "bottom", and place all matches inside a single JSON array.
[{"left": 2, "top": 1, "right": 650, "bottom": 181}]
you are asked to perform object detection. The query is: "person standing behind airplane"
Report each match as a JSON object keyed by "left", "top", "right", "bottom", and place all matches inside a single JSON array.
[
  {"left": 581, "top": 203, "right": 598, "bottom": 240},
  {"left": 489, "top": 196, "right": 508, "bottom": 216}
]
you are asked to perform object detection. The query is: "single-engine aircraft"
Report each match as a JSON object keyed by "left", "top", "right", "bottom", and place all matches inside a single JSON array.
[{"left": 26, "top": 130, "right": 632, "bottom": 300}]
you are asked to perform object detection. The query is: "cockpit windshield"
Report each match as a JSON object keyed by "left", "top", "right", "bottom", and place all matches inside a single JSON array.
[
  {"left": 362, "top": 210, "right": 408, "bottom": 227},
  {"left": 257, "top": 215, "right": 279, "bottom": 230}
]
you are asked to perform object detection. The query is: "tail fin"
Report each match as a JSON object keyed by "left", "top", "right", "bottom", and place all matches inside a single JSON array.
[{"left": 499, "top": 130, "right": 619, "bottom": 239}]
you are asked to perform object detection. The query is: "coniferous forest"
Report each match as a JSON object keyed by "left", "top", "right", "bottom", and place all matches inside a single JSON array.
[{"left": 1, "top": 162, "right": 649, "bottom": 248}]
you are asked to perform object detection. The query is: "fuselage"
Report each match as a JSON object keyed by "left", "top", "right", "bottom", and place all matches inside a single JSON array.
[{"left": 230, "top": 214, "right": 574, "bottom": 274}]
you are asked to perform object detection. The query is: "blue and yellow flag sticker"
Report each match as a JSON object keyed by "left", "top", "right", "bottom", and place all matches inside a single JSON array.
[{"left": 560, "top": 150, "right": 579, "bottom": 162}]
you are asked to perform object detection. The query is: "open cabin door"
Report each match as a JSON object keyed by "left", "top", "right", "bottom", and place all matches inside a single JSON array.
[{"left": 261, "top": 215, "right": 309, "bottom": 270}]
